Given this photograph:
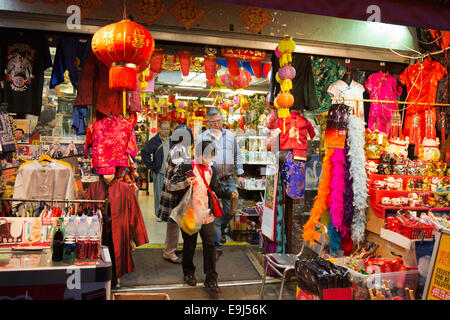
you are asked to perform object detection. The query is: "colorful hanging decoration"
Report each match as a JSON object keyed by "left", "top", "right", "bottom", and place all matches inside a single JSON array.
[
  {"left": 302, "top": 148, "right": 334, "bottom": 245},
  {"left": 263, "top": 63, "right": 271, "bottom": 79},
  {"left": 177, "top": 51, "right": 191, "bottom": 76},
  {"left": 274, "top": 36, "right": 296, "bottom": 120},
  {"left": 150, "top": 48, "right": 164, "bottom": 73},
  {"left": 238, "top": 6, "right": 273, "bottom": 35},
  {"left": 91, "top": 19, "right": 155, "bottom": 91},
  {"left": 226, "top": 57, "right": 240, "bottom": 77},
  {"left": 170, "top": 0, "right": 205, "bottom": 31},
  {"left": 221, "top": 47, "right": 266, "bottom": 78},
  {"left": 64, "top": 0, "right": 104, "bottom": 19},
  {"left": 130, "top": 0, "right": 168, "bottom": 27},
  {"left": 329, "top": 148, "right": 346, "bottom": 233},
  {"left": 347, "top": 114, "right": 369, "bottom": 246}
]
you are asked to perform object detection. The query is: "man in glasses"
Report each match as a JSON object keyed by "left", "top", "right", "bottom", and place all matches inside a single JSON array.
[{"left": 196, "top": 107, "right": 244, "bottom": 261}]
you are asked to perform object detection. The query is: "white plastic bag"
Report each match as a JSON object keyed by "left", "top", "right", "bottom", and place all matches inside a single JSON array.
[{"left": 170, "top": 184, "right": 210, "bottom": 235}]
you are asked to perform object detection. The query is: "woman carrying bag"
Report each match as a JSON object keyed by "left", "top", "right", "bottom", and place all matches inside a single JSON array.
[{"left": 170, "top": 140, "right": 238, "bottom": 294}]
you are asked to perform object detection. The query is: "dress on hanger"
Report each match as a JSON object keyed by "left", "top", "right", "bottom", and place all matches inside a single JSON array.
[
  {"left": 327, "top": 80, "right": 365, "bottom": 122},
  {"left": 399, "top": 59, "right": 446, "bottom": 142},
  {"left": 365, "top": 71, "right": 403, "bottom": 135}
]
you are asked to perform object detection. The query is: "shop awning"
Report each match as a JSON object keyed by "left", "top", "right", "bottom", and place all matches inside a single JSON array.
[{"left": 217, "top": 0, "right": 450, "bottom": 31}]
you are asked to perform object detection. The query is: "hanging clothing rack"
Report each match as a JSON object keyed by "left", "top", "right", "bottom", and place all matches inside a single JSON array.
[
  {"left": 0, "top": 198, "right": 107, "bottom": 204},
  {"left": 331, "top": 97, "right": 450, "bottom": 107}
]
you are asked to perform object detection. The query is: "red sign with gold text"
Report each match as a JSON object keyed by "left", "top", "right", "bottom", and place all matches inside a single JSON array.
[{"left": 221, "top": 48, "right": 267, "bottom": 61}]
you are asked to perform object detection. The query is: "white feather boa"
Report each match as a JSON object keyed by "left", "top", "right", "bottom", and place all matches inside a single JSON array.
[{"left": 347, "top": 115, "right": 369, "bottom": 245}]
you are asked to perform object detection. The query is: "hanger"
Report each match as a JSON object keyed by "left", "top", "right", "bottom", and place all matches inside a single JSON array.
[{"left": 38, "top": 154, "right": 52, "bottom": 165}]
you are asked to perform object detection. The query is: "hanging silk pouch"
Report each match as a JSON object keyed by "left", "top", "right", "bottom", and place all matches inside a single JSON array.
[{"left": 281, "top": 150, "right": 306, "bottom": 199}]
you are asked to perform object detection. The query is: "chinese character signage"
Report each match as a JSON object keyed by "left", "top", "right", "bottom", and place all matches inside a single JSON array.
[
  {"left": 170, "top": 0, "right": 205, "bottom": 31},
  {"left": 220, "top": 48, "right": 267, "bottom": 61},
  {"left": 239, "top": 6, "right": 273, "bottom": 35},
  {"left": 130, "top": 0, "right": 168, "bottom": 27}
]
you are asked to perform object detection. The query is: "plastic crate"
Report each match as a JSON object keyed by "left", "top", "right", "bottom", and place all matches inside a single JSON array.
[
  {"left": 386, "top": 219, "right": 433, "bottom": 239},
  {"left": 333, "top": 257, "right": 419, "bottom": 300}
]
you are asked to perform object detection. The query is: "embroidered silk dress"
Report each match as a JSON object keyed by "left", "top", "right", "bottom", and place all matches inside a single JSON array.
[
  {"left": 85, "top": 115, "right": 138, "bottom": 175},
  {"left": 399, "top": 59, "right": 446, "bottom": 142},
  {"left": 365, "top": 71, "right": 403, "bottom": 134}
]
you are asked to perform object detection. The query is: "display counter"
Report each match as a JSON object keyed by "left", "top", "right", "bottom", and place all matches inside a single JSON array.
[{"left": 0, "top": 246, "right": 112, "bottom": 300}]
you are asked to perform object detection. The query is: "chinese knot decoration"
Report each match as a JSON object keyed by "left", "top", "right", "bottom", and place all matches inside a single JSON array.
[
  {"left": 274, "top": 36, "right": 296, "bottom": 121},
  {"left": 92, "top": 19, "right": 155, "bottom": 92}
]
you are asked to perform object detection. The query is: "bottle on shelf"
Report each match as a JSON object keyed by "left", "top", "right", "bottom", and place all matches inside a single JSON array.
[
  {"left": 75, "top": 215, "right": 89, "bottom": 260},
  {"left": 87, "top": 215, "right": 101, "bottom": 260},
  {"left": 51, "top": 219, "right": 65, "bottom": 262},
  {"left": 63, "top": 215, "right": 77, "bottom": 264}
]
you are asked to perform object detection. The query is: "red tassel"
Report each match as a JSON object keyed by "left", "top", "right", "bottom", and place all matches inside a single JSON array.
[
  {"left": 109, "top": 65, "right": 137, "bottom": 91},
  {"left": 226, "top": 57, "right": 239, "bottom": 77},
  {"left": 250, "top": 60, "right": 262, "bottom": 78}
]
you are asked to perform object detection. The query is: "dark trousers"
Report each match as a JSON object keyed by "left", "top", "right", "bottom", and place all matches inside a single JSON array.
[{"left": 181, "top": 222, "right": 217, "bottom": 282}]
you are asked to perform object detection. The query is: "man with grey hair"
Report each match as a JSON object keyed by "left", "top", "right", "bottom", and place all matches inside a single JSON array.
[
  {"left": 196, "top": 107, "right": 244, "bottom": 261},
  {"left": 142, "top": 121, "right": 172, "bottom": 224}
]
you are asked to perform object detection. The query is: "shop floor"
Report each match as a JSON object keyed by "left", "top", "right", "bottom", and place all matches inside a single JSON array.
[{"left": 119, "top": 246, "right": 262, "bottom": 287}]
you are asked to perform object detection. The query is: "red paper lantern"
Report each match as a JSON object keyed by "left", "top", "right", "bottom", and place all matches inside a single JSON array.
[
  {"left": 92, "top": 19, "right": 155, "bottom": 91},
  {"left": 150, "top": 48, "right": 164, "bottom": 74},
  {"left": 204, "top": 54, "right": 217, "bottom": 80},
  {"left": 178, "top": 51, "right": 191, "bottom": 76},
  {"left": 168, "top": 95, "right": 176, "bottom": 104},
  {"left": 229, "top": 69, "right": 252, "bottom": 89}
]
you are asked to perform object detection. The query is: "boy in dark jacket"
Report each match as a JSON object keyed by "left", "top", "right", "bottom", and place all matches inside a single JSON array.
[{"left": 170, "top": 140, "right": 238, "bottom": 293}]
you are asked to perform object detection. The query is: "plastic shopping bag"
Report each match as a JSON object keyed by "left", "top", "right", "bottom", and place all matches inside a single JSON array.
[{"left": 170, "top": 185, "right": 209, "bottom": 235}]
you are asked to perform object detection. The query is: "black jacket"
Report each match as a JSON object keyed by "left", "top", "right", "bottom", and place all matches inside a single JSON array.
[{"left": 141, "top": 133, "right": 170, "bottom": 173}]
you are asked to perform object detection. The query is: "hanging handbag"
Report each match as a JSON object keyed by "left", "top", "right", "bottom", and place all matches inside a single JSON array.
[{"left": 195, "top": 164, "right": 224, "bottom": 218}]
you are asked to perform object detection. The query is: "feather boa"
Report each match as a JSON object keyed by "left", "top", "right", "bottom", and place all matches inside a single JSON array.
[
  {"left": 329, "top": 148, "right": 346, "bottom": 233},
  {"left": 302, "top": 148, "right": 334, "bottom": 245},
  {"left": 347, "top": 114, "right": 369, "bottom": 245},
  {"left": 342, "top": 141, "right": 354, "bottom": 240},
  {"left": 327, "top": 220, "right": 342, "bottom": 255}
]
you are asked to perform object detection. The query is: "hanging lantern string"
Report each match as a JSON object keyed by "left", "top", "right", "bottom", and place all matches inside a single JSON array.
[{"left": 123, "top": 0, "right": 127, "bottom": 20}]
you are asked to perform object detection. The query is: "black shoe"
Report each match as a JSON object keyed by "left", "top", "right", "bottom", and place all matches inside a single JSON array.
[
  {"left": 215, "top": 250, "right": 223, "bottom": 262},
  {"left": 220, "top": 234, "right": 227, "bottom": 244},
  {"left": 175, "top": 249, "right": 183, "bottom": 255},
  {"left": 184, "top": 274, "right": 197, "bottom": 286},
  {"left": 204, "top": 280, "right": 220, "bottom": 294}
]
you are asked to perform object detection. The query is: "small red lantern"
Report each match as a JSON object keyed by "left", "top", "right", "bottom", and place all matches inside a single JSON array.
[
  {"left": 178, "top": 51, "right": 191, "bottom": 76},
  {"left": 229, "top": 69, "right": 252, "bottom": 89},
  {"left": 204, "top": 54, "right": 217, "bottom": 80},
  {"left": 150, "top": 48, "right": 164, "bottom": 74},
  {"left": 92, "top": 19, "right": 155, "bottom": 91}
]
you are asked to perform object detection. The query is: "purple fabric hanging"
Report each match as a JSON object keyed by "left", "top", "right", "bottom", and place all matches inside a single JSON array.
[{"left": 342, "top": 140, "right": 355, "bottom": 240}]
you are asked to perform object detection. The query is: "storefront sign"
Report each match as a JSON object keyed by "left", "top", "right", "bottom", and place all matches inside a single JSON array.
[
  {"left": 261, "top": 165, "right": 277, "bottom": 241},
  {"left": 423, "top": 229, "right": 450, "bottom": 300},
  {"left": 221, "top": 48, "right": 266, "bottom": 61}
]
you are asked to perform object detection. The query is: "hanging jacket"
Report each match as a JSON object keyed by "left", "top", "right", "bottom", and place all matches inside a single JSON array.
[{"left": 85, "top": 179, "right": 148, "bottom": 279}]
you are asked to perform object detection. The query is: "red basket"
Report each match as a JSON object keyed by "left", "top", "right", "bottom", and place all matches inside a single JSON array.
[{"left": 386, "top": 218, "right": 433, "bottom": 239}]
